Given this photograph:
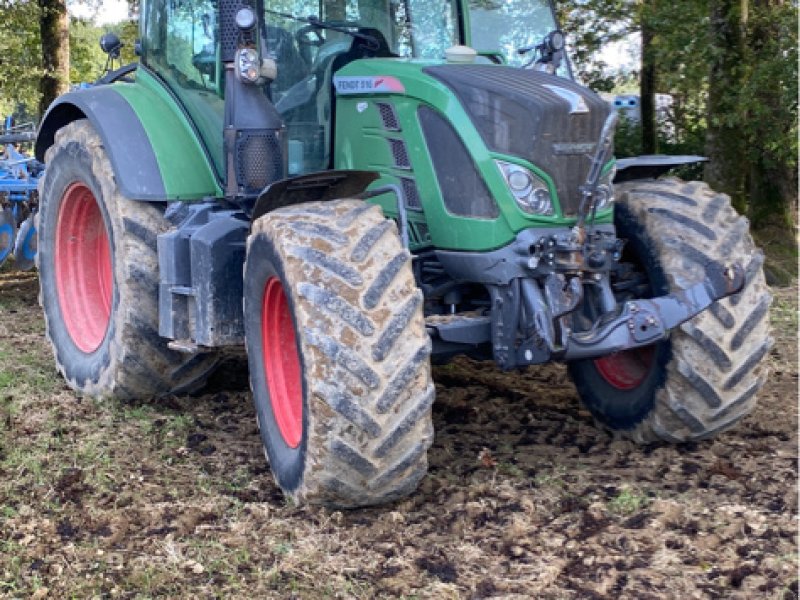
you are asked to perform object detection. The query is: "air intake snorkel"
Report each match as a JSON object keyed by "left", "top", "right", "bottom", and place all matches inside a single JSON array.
[{"left": 575, "top": 111, "right": 618, "bottom": 238}]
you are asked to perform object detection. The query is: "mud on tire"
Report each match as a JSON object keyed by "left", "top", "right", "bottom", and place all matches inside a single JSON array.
[
  {"left": 37, "top": 120, "right": 217, "bottom": 399},
  {"left": 569, "top": 178, "right": 773, "bottom": 443},
  {"left": 244, "top": 200, "right": 434, "bottom": 507}
]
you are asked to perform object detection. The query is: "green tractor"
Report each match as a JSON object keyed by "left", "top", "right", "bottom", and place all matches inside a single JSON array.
[{"left": 35, "top": 0, "right": 771, "bottom": 507}]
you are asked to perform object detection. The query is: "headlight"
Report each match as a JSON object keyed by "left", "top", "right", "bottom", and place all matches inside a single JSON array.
[
  {"left": 237, "top": 48, "right": 261, "bottom": 83},
  {"left": 496, "top": 160, "right": 554, "bottom": 216},
  {"left": 594, "top": 168, "right": 616, "bottom": 211}
]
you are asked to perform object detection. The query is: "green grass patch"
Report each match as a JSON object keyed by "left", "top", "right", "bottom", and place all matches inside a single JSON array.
[
  {"left": 770, "top": 291, "right": 799, "bottom": 330},
  {"left": 608, "top": 486, "right": 649, "bottom": 515}
]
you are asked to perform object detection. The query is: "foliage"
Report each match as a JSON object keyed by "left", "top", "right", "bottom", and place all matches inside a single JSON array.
[
  {"left": 607, "top": 486, "right": 649, "bottom": 516},
  {"left": 557, "top": 0, "right": 639, "bottom": 91},
  {"left": 0, "top": 0, "right": 43, "bottom": 118},
  {"left": 70, "top": 18, "right": 107, "bottom": 83},
  {"left": 0, "top": 2, "right": 138, "bottom": 121},
  {"left": 611, "top": 114, "right": 640, "bottom": 157},
  {"left": 558, "top": 0, "right": 797, "bottom": 227},
  {"left": 739, "top": 0, "right": 798, "bottom": 226},
  {"left": 71, "top": 18, "right": 138, "bottom": 83}
]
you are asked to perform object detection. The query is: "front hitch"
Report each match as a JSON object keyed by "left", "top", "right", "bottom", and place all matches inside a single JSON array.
[
  {"left": 431, "top": 232, "right": 747, "bottom": 369},
  {"left": 563, "top": 262, "right": 745, "bottom": 360}
]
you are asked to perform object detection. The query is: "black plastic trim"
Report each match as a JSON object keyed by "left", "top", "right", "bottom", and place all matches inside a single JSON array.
[
  {"left": 36, "top": 86, "right": 166, "bottom": 200},
  {"left": 252, "top": 170, "right": 379, "bottom": 221},
  {"left": 95, "top": 62, "right": 138, "bottom": 85},
  {"left": 614, "top": 155, "right": 708, "bottom": 182}
]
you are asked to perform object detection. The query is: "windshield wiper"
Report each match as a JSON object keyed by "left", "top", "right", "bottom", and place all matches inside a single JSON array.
[{"left": 264, "top": 10, "right": 380, "bottom": 51}]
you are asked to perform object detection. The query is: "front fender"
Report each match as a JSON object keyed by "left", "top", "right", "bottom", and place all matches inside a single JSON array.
[
  {"left": 613, "top": 155, "right": 707, "bottom": 183},
  {"left": 36, "top": 77, "right": 221, "bottom": 201},
  {"left": 251, "top": 170, "right": 379, "bottom": 222}
]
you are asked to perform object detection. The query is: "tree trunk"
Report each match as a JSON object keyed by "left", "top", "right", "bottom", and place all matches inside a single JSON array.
[
  {"left": 704, "top": 0, "right": 748, "bottom": 213},
  {"left": 745, "top": 0, "right": 797, "bottom": 231},
  {"left": 38, "top": 0, "right": 69, "bottom": 117},
  {"left": 640, "top": 11, "right": 657, "bottom": 154}
]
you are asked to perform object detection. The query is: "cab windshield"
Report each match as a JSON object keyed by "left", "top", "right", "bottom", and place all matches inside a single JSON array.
[
  {"left": 263, "top": 0, "right": 565, "bottom": 67},
  {"left": 467, "top": 0, "right": 566, "bottom": 69},
  {"left": 264, "top": 0, "right": 459, "bottom": 64}
]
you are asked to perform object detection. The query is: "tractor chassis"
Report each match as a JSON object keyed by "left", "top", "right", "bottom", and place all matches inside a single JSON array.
[{"left": 155, "top": 199, "right": 745, "bottom": 372}]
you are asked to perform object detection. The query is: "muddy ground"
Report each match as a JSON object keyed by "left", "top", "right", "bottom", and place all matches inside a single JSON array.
[{"left": 0, "top": 267, "right": 796, "bottom": 599}]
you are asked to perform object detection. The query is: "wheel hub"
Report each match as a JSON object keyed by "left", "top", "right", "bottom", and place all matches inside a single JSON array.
[
  {"left": 261, "top": 277, "right": 303, "bottom": 448},
  {"left": 55, "top": 183, "right": 113, "bottom": 353},
  {"left": 593, "top": 345, "right": 656, "bottom": 390}
]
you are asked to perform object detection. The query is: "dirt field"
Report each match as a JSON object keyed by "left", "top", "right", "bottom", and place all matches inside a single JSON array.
[{"left": 0, "top": 266, "right": 796, "bottom": 599}]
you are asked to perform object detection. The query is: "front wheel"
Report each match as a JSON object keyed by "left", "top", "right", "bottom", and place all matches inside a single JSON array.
[
  {"left": 244, "top": 199, "right": 434, "bottom": 507},
  {"left": 568, "top": 178, "right": 773, "bottom": 443}
]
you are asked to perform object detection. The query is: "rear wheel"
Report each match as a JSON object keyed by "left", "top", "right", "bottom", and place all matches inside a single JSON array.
[
  {"left": 37, "top": 119, "right": 217, "bottom": 399},
  {"left": 244, "top": 200, "right": 434, "bottom": 507},
  {"left": 568, "top": 178, "right": 773, "bottom": 443}
]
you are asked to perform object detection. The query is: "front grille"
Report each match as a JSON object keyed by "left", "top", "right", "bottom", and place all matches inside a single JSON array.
[
  {"left": 236, "top": 130, "right": 283, "bottom": 194},
  {"left": 413, "top": 221, "right": 431, "bottom": 245},
  {"left": 418, "top": 106, "right": 498, "bottom": 219},
  {"left": 423, "top": 65, "right": 610, "bottom": 215}
]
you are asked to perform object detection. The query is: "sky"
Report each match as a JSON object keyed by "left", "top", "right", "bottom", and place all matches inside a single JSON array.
[
  {"left": 69, "top": 0, "right": 131, "bottom": 25},
  {"left": 598, "top": 35, "right": 639, "bottom": 72}
]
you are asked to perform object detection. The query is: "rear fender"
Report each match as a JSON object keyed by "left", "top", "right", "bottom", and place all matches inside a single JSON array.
[{"left": 36, "top": 82, "right": 221, "bottom": 201}]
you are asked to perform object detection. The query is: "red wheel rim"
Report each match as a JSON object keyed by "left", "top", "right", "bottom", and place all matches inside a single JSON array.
[
  {"left": 55, "top": 183, "right": 113, "bottom": 353},
  {"left": 594, "top": 345, "right": 656, "bottom": 390},
  {"left": 261, "top": 277, "right": 303, "bottom": 448}
]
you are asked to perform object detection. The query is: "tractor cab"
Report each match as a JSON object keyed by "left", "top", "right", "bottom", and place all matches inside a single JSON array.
[{"left": 139, "top": 0, "right": 569, "bottom": 182}]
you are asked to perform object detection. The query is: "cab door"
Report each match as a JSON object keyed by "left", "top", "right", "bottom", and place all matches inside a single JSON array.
[{"left": 141, "top": 0, "right": 226, "bottom": 181}]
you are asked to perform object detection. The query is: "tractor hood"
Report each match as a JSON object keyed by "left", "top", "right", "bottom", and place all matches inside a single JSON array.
[{"left": 422, "top": 65, "right": 611, "bottom": 215}]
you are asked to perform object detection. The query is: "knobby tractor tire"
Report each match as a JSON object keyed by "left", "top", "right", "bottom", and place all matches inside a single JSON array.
[
  {"left": 37, "top": 119, "right": 217, "bottom": 399},
  {"left": 568, "top": 178, "right": 773, "bottom": 443},
  {"left": 243, "top": 200, "right": 434, "bottom": 507}
]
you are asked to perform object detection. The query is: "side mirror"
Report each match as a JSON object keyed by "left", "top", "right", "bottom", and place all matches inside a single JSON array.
[{"left": 100, "top": 33, "right": 123, "bottom": 59}]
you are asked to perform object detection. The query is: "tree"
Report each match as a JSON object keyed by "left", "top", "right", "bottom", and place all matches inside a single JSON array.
[
  {"left": 0, "top": 0, "right": 137, "bottom": 120},
  {"left": 559, "top": 0, "right": 796, "bottom": 231},
  {"left": 557, "top": 0, "right": 638, "bottom": 92},
  {"left": 704, "top": 0, "right": 748, "bottom": 210},
  {"left": 740, "top": 0, "right": 797, "bottom": 230},
  {"left": 557, "top": 0, "right": 662, "bottom": 153},
  {"left": 639, "top": 0, "right": 656, "bottom": 154},
  {"left": 704, "top": 0, "right": 797, "bottom": 229},
  {"left": 38, "top": 0, "right": 70, "bottom": 115}
]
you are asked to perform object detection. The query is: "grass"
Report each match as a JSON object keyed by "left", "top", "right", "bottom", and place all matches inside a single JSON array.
[
  {"left": 770, "top": 289, "right": 799, "bottom": 330},
  {"left": 607, "top": 486, "right": 650, "bottom": 516}
]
